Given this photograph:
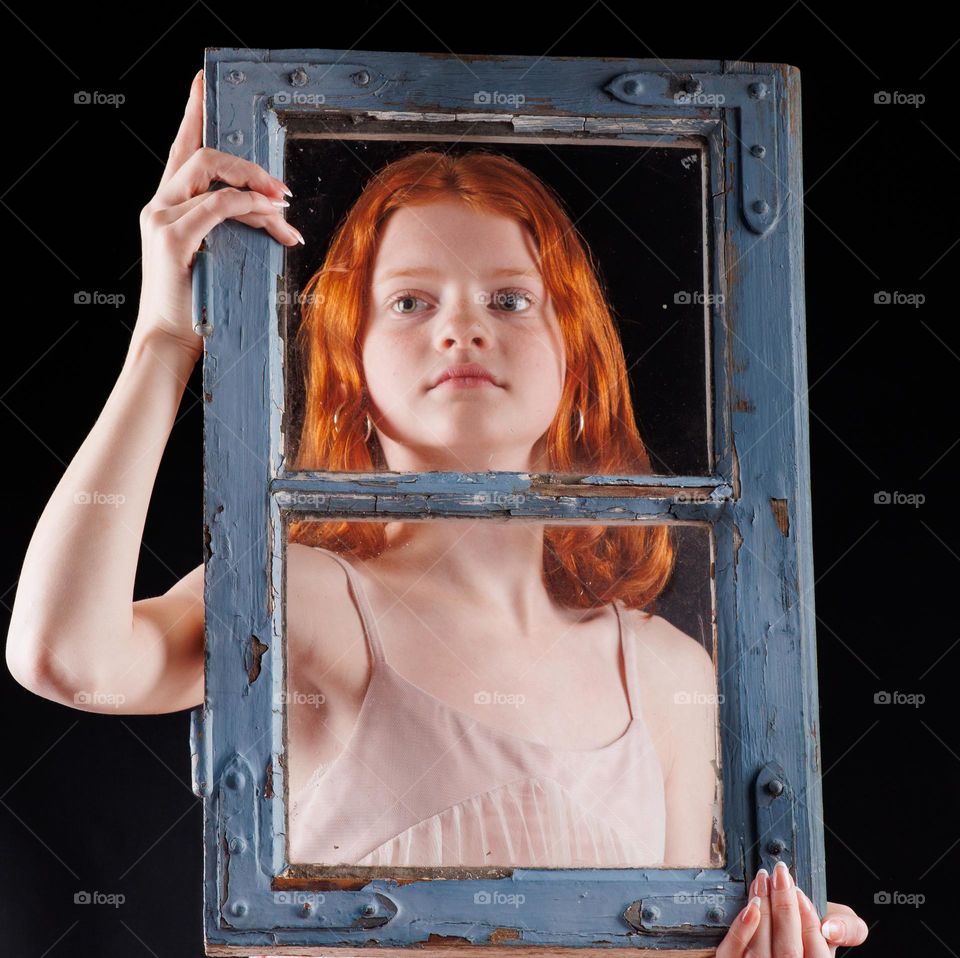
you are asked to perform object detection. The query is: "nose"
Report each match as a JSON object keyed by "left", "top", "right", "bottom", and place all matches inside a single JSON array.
[{"left": 434, "top": 298, "right": 491, "bottom": 351}]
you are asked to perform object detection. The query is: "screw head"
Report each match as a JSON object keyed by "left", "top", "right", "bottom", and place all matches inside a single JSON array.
[
  {"left": 224, "top": 770, "right": 245, "bottom": 789},
  {"left": 230, "top": 900, "right": 247, "bottom": 917},
  {"left": 226, "top": 70, "right": 245, "bottom": 85},
  {"left": 749, "top": 82, "right": 768, "bottom": 99},
  {"left": 641, "top": 904, "right": 660, "bottom": 922},
  {"left": 290, "top": 68, "right": 309, "bottom": 88},
  {"left": 750, "top": 144, "right": 767, "bottom": 158},
  {"left": 767, "top": 839, "right": 785, "bottom": 855},
  {"left": 623, "top": 78, "right": 643, "bottom": 97},
  {"left": 707, "top": 906, "right": 725, "bottom": 922},
  {"left": 752, "top": 199, "right": 770, "bottom": 215},
  {"left": 353, "top": 70, "right": 371, "bottom": 87}
]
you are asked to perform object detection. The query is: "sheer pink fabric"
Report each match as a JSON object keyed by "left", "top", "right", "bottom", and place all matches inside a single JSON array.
[{"left": 288, "top": 546, "right": 666, "bottom": 868}]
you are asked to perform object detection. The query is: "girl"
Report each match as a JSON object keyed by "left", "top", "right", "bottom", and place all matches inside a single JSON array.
[{"left": 6, "top": 68, "right": 868, "bottom": 958}]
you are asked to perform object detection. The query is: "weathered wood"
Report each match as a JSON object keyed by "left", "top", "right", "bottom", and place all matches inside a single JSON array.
[{"left": 194, "top": 46, "right": 820, "bottom": 954}]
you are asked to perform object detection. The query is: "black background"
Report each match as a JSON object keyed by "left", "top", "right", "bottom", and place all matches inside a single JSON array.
[{"left": 0, "top": 4, "right": 950, "bottom": 956}]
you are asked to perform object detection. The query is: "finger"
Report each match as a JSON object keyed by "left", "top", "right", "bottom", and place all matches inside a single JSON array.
[
  {"left": 716, "top": 896, "right": 762, "bottom": 958},
  {"left": 769, "top": 861, "right": 803, "bottom": 956},
  {"left": 821, "top": 909, "right": 869, "bottom": 948},
  {"left": 751, "top": 867, "right": 772, "bottom": 955},
  {"left": 164, "top": 189, "right": 303, "bottom": 263},
  {"left": 795, "top": 888, "right": 831, "bottom": 958},
  {"left": 156, "top": 144, "right": 290, "bottom": 209},
  {"left": 160, "top": 69, "right": 204, "bottom": 191}
]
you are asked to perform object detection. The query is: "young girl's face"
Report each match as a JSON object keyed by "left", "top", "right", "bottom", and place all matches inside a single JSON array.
[{"left": 361, "top": 200, "right": 566, "bottom": 472}]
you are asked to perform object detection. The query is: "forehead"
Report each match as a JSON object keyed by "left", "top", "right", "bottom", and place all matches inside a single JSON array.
[{"left": 372, "top": 201, "right": 541, "bottom": 279}]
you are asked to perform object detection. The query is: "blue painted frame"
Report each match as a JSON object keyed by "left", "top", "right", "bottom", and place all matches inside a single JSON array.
[{"left": 189, "top": 47, "right": 821, "bottom": 955}]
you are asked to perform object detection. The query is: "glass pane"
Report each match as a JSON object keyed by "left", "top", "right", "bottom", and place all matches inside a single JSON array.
[
  {"left": 281, "top": 123, "right": 712, "bottom": 477},
  {"left": 283, "top": 518, "right": 723, "bottom": 869}
]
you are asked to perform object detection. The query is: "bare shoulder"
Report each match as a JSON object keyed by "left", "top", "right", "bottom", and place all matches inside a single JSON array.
[
  {"left": 621, "top": 606, "right": 715, "bottom": 686},
  {"left": 284, "top": 543, "right": 370, "bottom": 688}
]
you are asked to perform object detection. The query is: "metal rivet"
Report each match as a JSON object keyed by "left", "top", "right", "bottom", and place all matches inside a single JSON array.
[
  {"left": 750, "top": 144, "right": 767, "bottom": 158},
  {"left": 225, "top": 770, "right": 245, "bottom": 790},
  {"left": 707, "top": 906, "right": 725, "bottom": 922},
  {"left": 685, "top": 78, "right": 703, "bottom": 95},
  {"left": 226, "top": 70, "right": 245, "bottom": 85},
  {"left": 362, "top": 903, "right": 377, "bottom": 916},
  {"left": 749, "top": 82, "right": 768, "bottom": 99},
  {"left": 290, "top": 69, "right": 308, "bottom": 88},
  {"left": 352, "top": 70, "right": 371, "bottom": 87},
  {"left": 752, "top": 200, "right": 770, "bottom": 215},
  {"left": 229, "top": 837, "right": 246, "bottom": 854},
  {"left": 766, "top": 778, "right": 784, "bottom": 795},
  {"left": 641, "top": 904, "right": 660, "bottom": 922},
  {"left": 230, "top": 900, "right": 247, "bottom": 916},
  {"left": 226, "top": 130, "right": 243, "bottom": 146},
  {"left": 767, "top": 839, "right": 785, "bottom": 855},
  {"left": 301, "top": 901, "right": 313, "bottom": 916},
  {"left": 623, "top": 79, "right": 642, "bottom": 96}
]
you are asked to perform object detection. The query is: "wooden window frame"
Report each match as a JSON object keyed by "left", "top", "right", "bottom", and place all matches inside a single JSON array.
[{"left": 190, "top": 46, "right": 821, "bottom": 956}]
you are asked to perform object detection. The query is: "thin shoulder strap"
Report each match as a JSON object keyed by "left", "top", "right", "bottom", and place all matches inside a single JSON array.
[
  {"left": 614, "top": 599, "right": 638, "bottom": 722},
  {"left": 309, "top": 546, "right": 386, "bottom": 663}
]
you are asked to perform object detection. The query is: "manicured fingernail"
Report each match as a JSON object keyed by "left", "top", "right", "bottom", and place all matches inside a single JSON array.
[
  {"left": 276, "top": 182, "right": 293, "bottom": 197},
  {"left": 822, "top": 919, "right": 840, "bottom": 940},
  {"left": 756, "top": 868, "right": 769, "bottom": 897},
  {"left": 271, "top": 199, "right": 290, "bottom": 208},
  {"left": 740, "top": 895, "right": 761, "bottom": 923},
  {"left": 773, "top": 860, "right": 793, "bottom": 890},
  {"left": 288, "top": 225, "right": 305, "bottom": 245}
]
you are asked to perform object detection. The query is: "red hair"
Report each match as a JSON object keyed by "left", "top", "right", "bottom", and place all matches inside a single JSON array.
[{"left": 288, "top": 148, "right": 675, "bottom": 612}]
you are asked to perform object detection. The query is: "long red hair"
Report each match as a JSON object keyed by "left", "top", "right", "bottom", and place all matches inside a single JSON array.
[{"left": 288, "top": 148, "right": 675, "bottom": 612}]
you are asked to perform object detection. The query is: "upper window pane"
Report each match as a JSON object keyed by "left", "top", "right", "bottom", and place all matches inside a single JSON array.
[{"left": 280, "top": 123, "right": 713, "bottom": 477}]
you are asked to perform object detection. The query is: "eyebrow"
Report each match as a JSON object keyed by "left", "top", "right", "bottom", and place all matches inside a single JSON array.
[{"left": 375, "top": 266, "right": 542, "bottom": 283}]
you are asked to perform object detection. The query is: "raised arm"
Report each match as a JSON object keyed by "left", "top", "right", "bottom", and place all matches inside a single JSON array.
[{"left": 5, "top": 69, "right": 301, "bottom": 714}]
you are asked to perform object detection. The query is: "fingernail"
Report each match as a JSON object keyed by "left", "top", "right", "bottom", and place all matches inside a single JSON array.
[
  {"left": 822, "top": 919, "right": 840, "bottom": 940},
  {"left": 741, "top": 896, "right": 761, "bottom": 923},
  {"left": 288, "top": 225, "right": 305, "bottom": 245},
  {"left": 772, "top": 860, "right": 793, "bottom": 890},
  {"left": 271, "top": 199, "right": 290, "bottom": 208},
  {"left": 756, "top": 868, "right": 769, "bottom": 897},
  {"left": 275, "top": 181, "right": 293, "bottom": 197}
]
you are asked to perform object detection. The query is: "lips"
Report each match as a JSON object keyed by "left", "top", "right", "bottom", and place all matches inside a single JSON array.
[{"left": 431, "top": 363, "right": 501, "bottom": 388}]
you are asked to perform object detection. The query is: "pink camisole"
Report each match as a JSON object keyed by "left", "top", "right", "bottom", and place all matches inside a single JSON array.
[{"left": 288, "top": 546, "right": 667, "bottom": 868}]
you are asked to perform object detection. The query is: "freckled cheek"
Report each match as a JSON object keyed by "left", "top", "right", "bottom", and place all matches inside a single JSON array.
[{"left": 362, "top": 332, "right": 425, "bottom": 400}]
